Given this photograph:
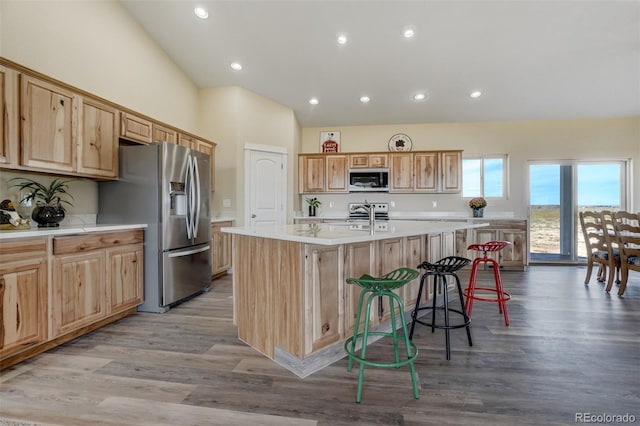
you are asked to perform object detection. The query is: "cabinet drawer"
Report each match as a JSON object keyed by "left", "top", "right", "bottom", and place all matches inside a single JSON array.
[
  {"left": 54, "top": 230, "right": 144, "bottom": 255},
  {"left": 0, "top": 238, "right": 47, "bottom": 263}
]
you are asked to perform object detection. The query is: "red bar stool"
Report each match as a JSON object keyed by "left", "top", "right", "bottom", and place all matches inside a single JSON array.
[{"left": 464, "top": 241, "right": 511, "bottom": 326}]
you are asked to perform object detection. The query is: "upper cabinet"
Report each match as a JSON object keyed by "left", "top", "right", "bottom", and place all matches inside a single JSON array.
[
  {"left": 0, "top": 65, "right": 19, "bottom": 168},
  {"left": 299, "top": 150, "right": 462, "bottom": 194},
  {"left": 20, "top": 74, "right": 76, "bottom": 173},
  {"left": 120, "top": 112, "right": 152, "bottom": 144},
  {"left": 1, "top": 58, "right": 216, "bottom": 182}
]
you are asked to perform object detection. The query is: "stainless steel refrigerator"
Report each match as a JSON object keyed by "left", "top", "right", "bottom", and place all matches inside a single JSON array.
[{"left": 98, "top": 142, "right": 211, "bottom": 312}]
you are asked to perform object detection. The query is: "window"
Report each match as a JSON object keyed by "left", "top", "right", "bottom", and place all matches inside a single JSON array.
[{"left": 462, "top": 155, "right": 507, "bottom": 198}]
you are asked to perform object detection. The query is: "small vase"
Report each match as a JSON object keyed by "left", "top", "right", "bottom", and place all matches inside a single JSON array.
[
  {"left": 472, "top": 208, "right": 484, "bottom": 218},
  {"left": 32, "top": 204, "right": 65, "bottom": 227},
  {"left": 309, "top": 206, "right": 317, "bottom": 217}
]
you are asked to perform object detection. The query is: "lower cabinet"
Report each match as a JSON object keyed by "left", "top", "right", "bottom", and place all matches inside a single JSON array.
[
  {"left": 211, "top": 221, "right": 232, "bottom": 278},
  {"left": 0, "top": 238, "right": 48, "bottom": 360},
  {"left": 457, "top": 220, "right": 528, "bottom": 270},
  {"left": 0, "top": 230, "right": 144, "bottom": 370}
]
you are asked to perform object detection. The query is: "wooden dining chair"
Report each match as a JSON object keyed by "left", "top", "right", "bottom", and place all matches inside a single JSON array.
[
  {"left": 600, "top": 210, "right": 621, "bottom": 291},
  {"left": 611, "top": 211, "right": 640, "bottom": 296},
  {"left": 579, "top": 211, "right": 617, "bottom": 288}
]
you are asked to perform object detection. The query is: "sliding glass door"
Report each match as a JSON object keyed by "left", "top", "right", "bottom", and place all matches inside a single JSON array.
[{"left": 529, "top": 161, "right": 626, "bottom": 263}]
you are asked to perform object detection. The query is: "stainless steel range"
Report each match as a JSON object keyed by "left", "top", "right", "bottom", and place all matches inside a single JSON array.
[{"left": 348, "top": 202, "right": 389, "bottom": 221}]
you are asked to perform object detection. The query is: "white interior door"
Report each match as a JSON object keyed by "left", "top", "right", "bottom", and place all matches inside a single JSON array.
[{"left": 244, "top": 145, "right": 287, "bottom": 226}]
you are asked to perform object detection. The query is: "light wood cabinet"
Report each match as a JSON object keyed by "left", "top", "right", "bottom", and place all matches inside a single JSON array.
[
  {"left": 107, "top": 245, "right": 143, "bottom": 314},
  {"left": 195, "top": 139, "right": 215, "bottom": 191},
  {"left": 377, "top": 238, "right": 405, "bottom": 322},
  {"left": 344, "top": 241, "right": 377, "bottom": 337},
  {"left": 349, "top": 153, "right": 388, "bottom": 168},
  {"left": 178, "top": 133, "right": 196, "bottom": 149},
  {"left": 0, "top": 65, "right": 19, "bottom": 168},
  {"left": 414, "top": 152, "right": 438, "bottom": 191},
  {"left": 298, "top": 154, "right": 326, "bottom": 193},
  {"left": 76, "top": 96, "right": 119, "bottom": 178},
  {"left": 390, "top": 153, "right": 414, "bottom": 191},
  {"left": 303, "top": 244, "right": 343, "bottom": 355},
  {"left": 211, "top": 221, "right": 232, "bottom": 278},
  {"left": 402, "top": 235, "right": 426, "bottom": 310},
  {"left": 120, "top": 111, "right": 152, "bottom": 144},
  {"left": 0, "top": 238, "right": 48, "bottom": 360},
  {"left": 20, "top": 74, "right": 76, "bottom": 173},
  {"left": 51, "top": 230, "right": 144, "bottom": 337},
  {"left": 152, "top": 123, "right": 177, "bottom": 144},
  {"left": 325, "top": 154, "right": 349, "bottom": 192},
  {"left": 440, "top": 151, "right": 462, "bottom": 193},
  {"left": 457, "top": 220, "right": 528, "bottom": 270}
]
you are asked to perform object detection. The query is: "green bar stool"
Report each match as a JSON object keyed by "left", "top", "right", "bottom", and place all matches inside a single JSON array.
[{"left": 344, "top": 267, "right": 420, "bottom": 403}]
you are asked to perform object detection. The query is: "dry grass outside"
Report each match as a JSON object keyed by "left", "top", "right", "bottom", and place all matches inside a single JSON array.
[{"left": 530, "top": 206, "right": 620, "bottom": 257}]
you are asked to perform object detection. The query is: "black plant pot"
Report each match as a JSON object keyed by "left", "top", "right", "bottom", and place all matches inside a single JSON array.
[
  {"left": 309, "top": 206, "right": 317, "bottom": 217},
  {"left": 32, "top": 204, "right": 65, "bottom": 228}
]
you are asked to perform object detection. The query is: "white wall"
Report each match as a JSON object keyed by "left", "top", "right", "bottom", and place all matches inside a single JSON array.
[
  {"left": 0, "top": 0, "right": 199, "bottom": 133},
  {"left": 301, "top": 116, "right": 640, "bottom": 217},
  {"left": 199, "top": 86, "right": 301, "bottom": 224}
]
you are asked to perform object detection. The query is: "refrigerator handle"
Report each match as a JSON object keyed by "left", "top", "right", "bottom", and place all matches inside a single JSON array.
[
  {"left": 193, "top": 156, "right": 201, "bottom": 239},
  {"left": 185, "top": 155, "right": 193, "bottom": 239}
]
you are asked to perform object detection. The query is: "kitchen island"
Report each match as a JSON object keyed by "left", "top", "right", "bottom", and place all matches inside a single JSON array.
[{"left": 222, "top": 220, "right": 487, "bottom": 377}]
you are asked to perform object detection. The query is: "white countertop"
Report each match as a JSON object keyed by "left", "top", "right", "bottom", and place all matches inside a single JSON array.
[
  {"left": 293, "top": 211, "right": 524, "bottom": 221},
  {"left": 211, "top": 216, "right": 235, "bottom": 223},
  {"left": 0, "top": 223, "right": 147, "bottom": 240},
  {"left": 222, "top": 220, "right": 488, "bottom": 246}
]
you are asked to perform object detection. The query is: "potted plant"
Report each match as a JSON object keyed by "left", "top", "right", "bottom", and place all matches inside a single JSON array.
[
  {"left": 305, "top": 197, "right": 321, "bottom": 217},
  {"left": 468, "top": 197, "right": 487, "bottom": 217},
  {"left": 9, "top": 177, "right": 74, "bottom": 227}
]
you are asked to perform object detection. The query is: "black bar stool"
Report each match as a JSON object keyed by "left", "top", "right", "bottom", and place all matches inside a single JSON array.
[{"left": 409, "top": 256, "right": 472, "bottom": 360}]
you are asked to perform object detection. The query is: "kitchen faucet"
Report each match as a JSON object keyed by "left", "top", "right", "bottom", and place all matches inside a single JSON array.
[{"left": 349, "top": 200, "right": 376, "bottom": 228}]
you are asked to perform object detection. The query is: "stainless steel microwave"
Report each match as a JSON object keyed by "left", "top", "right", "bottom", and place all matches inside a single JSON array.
[{"left": 348, "top": 168, "right": 390, "bottom": 192}]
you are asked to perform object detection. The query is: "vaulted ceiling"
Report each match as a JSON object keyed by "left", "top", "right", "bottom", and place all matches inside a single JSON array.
[{"left": 121, "top": 1, "right": 640, "bottom": 128}]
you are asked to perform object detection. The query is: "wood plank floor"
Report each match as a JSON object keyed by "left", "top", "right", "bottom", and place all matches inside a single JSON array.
[{"left": 1, "top": 266, "right": 639, "bottom": 425}]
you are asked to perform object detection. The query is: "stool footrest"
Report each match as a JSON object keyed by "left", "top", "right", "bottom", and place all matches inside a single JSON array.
[
  {"left": 344, "top": 334, "right": 418, "bottom": 369},
  {"left": 412, "top": 306, "right": 471, "bottom": 330},
  {"left": 463, "top": 287, "right": 511, "bottom": 303}
]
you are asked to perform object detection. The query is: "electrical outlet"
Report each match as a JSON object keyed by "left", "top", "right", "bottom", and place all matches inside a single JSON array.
[
  {"left": 432, "top": 201, "right": 437, "bottom": 208},
  {"left": 390, "top": 201, "right": 396, "bottom": 208},
  {"left": 223, "top": 199, "right": 231, "bottom": 208},
  {"left": 329, "top": 201, "right": 334, "bottom": 208}
]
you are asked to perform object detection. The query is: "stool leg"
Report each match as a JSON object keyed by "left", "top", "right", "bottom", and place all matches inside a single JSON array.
[
  {"left": 454, "top": 273, "right": 473, "bottom": 347},
  {"left": 388, "top": 294, "right": 400, "bottom": 364},
  {"left": 492, "top": 263, "right": 510, "bottom": 326},
  {"left": 409, "top": 274, "right": 427, "bottom": 340},
  {"left": 431, "top": 274, "right": 438, "bottom": 333},
  {"left": 389, "top": 292, "right": 420, "bottom": 399},
  {"left": 356, "top": 292, "right": 377, "bottom": 403},
  {"left": 442, "top": 275, "right": 451, "bottom": 360},
  {"left": 348, "top": 288, "right": 370, "bottom": 372},
  {"left": 466, "top": 258, "right": 482, "bottom": 316}
]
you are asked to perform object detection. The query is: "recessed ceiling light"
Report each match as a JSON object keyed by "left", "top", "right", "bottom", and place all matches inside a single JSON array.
[
  {"left": 309, "top": 98, "right": 319, "bottom": 105},
  {"left": 230, "top": 62, "right": 243, "bottom": 71},
  {"left": 194, "top": 7, "right": 208, "bottom": 19},
  {"left": 403, "top": 28, "right": 415, "bottom": 38},
  {"left": 360, "top": 96, "right": 370, "bottom": 103},
  {"left": 413, "top": 93, "right": 426, "bottom": 101},
  {"left": 337, "top": 34, "right": 348, "bottom": 44},
  {"left": 470, "top": 91, "right": 482, "bottom": 98}
]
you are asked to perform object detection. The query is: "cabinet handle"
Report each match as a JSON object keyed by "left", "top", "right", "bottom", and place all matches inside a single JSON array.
[{"left": 60, "top": 99, "right": 64, "bottom": 107}]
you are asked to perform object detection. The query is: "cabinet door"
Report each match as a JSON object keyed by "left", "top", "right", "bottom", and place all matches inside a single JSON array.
[
  {"left": 344, "top": 241, "right": 377, "bottom": 337},
  {"left": 298, "top": 155, "right": 325, "bottom": 193},
  {"left": 178, "top": 133, "right": 196, "bottom": 149},
  {"left": 402, "top": 235, "right": 426, "bottom": 312},
  {"left": 304, "top": 244, "right": 343, "bottom": 354},
  {"left": 195, "top": 139, "right": 215, "bottom": 190},
  {"left": 390, "top": 153, "right": 413, "bottom": 192},
  {"left": 440, "top": 151, "right": 462, "bottom": 192},
  {"left": 76, "top": 97, "right": 119, "bottom": 178},
  {"left": 21, "top": 74, "right": 76, "bottom": 172},
  {"left": 498, "top": 229, "right": 527, "bottom": 269},
  {"left": 152, "top": 123, "right": 177, "bottom": 144},
  {"left": 349, "top": 154, "right": 368, "bottom": 168},
  {"left": 470, "top": 229, "right": 500, "bottom": 263},
  {"left": 0, "top": 65, "right": 19, "bottom": 167},
  {"left": 369, "top": 154, "right": 388, "bottom": 168},
  {"left": 52, "top": 251, "right": 106, "bottom": 337},
  {"left": 0, "top": 259, "right": 47, "bottom": 357},
  {"left": 120, "top": 112, "right": 152, "bottom": 144},
  {"left": 325, "top": 155, "right": 348, "bottom": 192},
  {"left": 377, "top": 238, "right": 404, "bottom": 322},
  {"left": 211, "top": 221, "right": 232, "bottom": 277},
  {"left": 107, "top": 244, "right": 143, "bottom": 314},
  {"left": 414, "top": 152, "right": 438, "bottom": 192}
]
